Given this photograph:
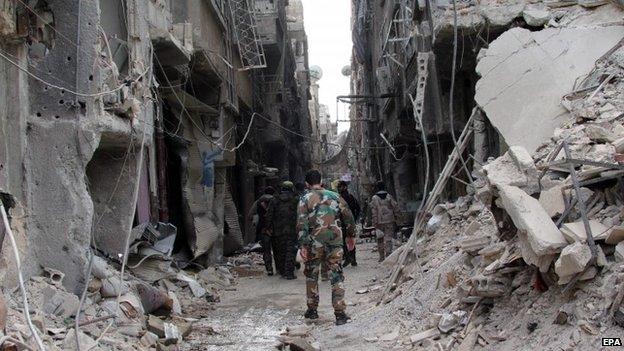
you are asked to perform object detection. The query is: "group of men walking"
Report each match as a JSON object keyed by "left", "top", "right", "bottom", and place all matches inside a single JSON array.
[{"left": 249, "top": 170, "right": 400, "bottom": 325}]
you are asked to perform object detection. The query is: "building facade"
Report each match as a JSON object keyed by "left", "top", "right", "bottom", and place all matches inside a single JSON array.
[{"left": 0, "top": 0, "right": 313, "bottom": 292}]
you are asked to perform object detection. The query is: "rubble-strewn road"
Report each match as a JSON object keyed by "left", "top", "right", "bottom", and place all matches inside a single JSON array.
[{"left": 183, "top": 242, "right": 388, "bottom": 351}]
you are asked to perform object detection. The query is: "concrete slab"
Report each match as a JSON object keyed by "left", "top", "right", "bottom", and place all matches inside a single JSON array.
[
  {"left": 605, "top": 226, "right": 624, "bottom": 245},
  {"left": 616, "top": 242, "right": 624, "bottom": 262},
  {"left": 560, "top": 220, "right": 611, "bottom": 243},
  {"left": 475, "top": 26, "right": 624, "bottom": 152},
  {"left": 517, "top": 230, "right": 556, "bottom": 272},
  {"left": 554, "top": 242, "right": 592, "bottom": 278},
  {"left": 539, "top": 185, "right": 566, "bottom": 218},
  {"left": 498, "top": 185, "right": 568, "bottom": 255}
]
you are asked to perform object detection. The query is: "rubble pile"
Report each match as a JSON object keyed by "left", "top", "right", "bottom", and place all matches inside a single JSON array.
[
  {"left": 0, "top": 252, "right": 237, "bottom": 350},
  {"left": 362, "top": 28, "right": 624, "bottom": 350}
]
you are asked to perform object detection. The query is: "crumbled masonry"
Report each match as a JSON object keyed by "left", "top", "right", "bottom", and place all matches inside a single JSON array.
[{"left": 2, "top": 0, "right": 624, "bottom": 350}]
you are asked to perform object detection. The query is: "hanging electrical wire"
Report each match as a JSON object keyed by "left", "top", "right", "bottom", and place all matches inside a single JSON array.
[{"left": 449, "top": 0, "right": 475, "bottom": 188}]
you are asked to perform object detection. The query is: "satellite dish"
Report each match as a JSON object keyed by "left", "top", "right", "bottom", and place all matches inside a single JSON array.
[
  {"left": 341, "top": 65, "right": 352, "bottom": 76},
  {"left": 309, "top": 65, "right": 323, "bottom": 80}
]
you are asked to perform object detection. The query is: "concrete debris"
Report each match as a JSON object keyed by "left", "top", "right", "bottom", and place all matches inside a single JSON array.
[
  {"left": 100, "top": 276, "right": 129, "bottom": 298},
  {"left": 284, "top": 325, "right": 313, "bottom": 337},
  {"left": 605, "top": 226, "right": 624, "bottom": 245},
  {"left": 483, "top": 151, "right": 538, "bottom": 194},
  {"left": 379, "top": 327, "right": 400, "bottom": 341},
  {"left": 555, "top": 242, "right": 592, "bottom": 278},
  {"left": 475, "top": 26, "right": 624, "bottom": 153},
  {"left": 560, "top": 220, "right": 611, "bottom": 243},
  {"left": 498, "top": 185, "right": 567, "bottom": 255},
  {"left": 522, "top": 8, "right": 551, "bottom": 26},
  {"left": 0, "top": 293, "right": 6, "bottom": 331},
  {"left": 437, "top": 310, "right": 468, "bottom": 333},
  {"left": 63, "top": 328, "right": 98, "bottom": 351},
  {"left": 409, "top": 328, "right": 440, "bottom": 345},
  {"left": 615, "top": 242, "right": 624, "bottom": 262},
  {"left": 539, "top": 185, "right": 565, "bottom": 218},
  {"left": 459, "top": 236, "right": 492, "bottom": 254},
  {"left": 177, "top": 272, "right": 207, "bottom": 298},
  {"left": 42, "top": 287, "right": 80, "bottom": 319},
  {"left": 471, "top": 274, "right": 510, "bottom": 297},
  {"left": 163, "top": 322, "right": 180, "bottom": 345},
  {"left": 277, "top": 336, "right": 320, "bottom": 351}
]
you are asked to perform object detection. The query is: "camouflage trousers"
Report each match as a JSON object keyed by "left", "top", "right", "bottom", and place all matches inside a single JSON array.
[
  {"left": 304, "top": 244, "right": 346, "bottom": 313},
  {"left": 377, "top": 223, "right": 397, "bottom": 261}
]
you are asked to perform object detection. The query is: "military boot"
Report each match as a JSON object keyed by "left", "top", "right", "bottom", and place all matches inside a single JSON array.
[
  {"left": 335, "top": 311, "right": 350, "bottom": 325},
  {"left": 304, "top": 309, "right": 319, "bottom": 320}
]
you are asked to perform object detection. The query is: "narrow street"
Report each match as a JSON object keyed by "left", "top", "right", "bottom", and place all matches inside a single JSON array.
[
  {"left": 1, "top": 0, "right": 624, "bottom": 350},
  {"left": 183, "top": 242, "right": 387, "bottom": 351}
]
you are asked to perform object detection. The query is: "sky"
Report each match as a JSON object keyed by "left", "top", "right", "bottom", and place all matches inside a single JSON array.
[{"left": 301, "top": 0, "right": 352, "bottom": 133}]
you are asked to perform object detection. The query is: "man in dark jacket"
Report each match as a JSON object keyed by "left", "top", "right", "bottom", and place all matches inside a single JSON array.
[
  {"left": 254, "top": 186, "right": 276, "bottom": 275},
  {"left": 267, "top": 181, "right": 299, "bottom": 279},
  {"left": 337, "top": 181, "right": 361, "bottom": 267}
]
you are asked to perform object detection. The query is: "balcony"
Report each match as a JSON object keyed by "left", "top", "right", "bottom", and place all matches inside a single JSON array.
[{"left": 147, "top": 0, "right": 192, "bottom": 66}]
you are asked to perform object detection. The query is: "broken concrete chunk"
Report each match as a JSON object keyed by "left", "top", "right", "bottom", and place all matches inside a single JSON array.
[
  {"left": 509, "top": 146, "right": 537, "bottom": 174},
  {"left": 612, "top": 137, "right": 624, "bottom": 153},
  {"left": 409, "top": 328, "right": 440, "bottom": 345},
  {"left": 560, "top": 220, "right": 611, "bottom": 243},
  {"left": 163, "top": 323, "right": 180, "bottom": 345},
  {"left": 92, "top": 256, "right": 114, "bottom": 279},
  {"left": 147, "top": 315, "right": 166, "bottom": 337},
  {"left": 615, "top": 242, "right": 624, "bottom": 262},
  {"left": 498, "top": 185, "right": 567, "bottom": 255},
  {"left": 558, "top": 266, "right": 598, "bottom": 285},
  {"left": 177, "top": 273, "right": 207, "bottom": 298},
  {"left": 605, "top": 226, "right": 624, "bottom": 245},
  {"left": 42, "top": 287, "right": 80, "bottom": 319},
  {"left": 585, "top": 125, "right": 615, "bottom": 143},
  {"left": 483, "top": 152, "right": 537, "bottom": 193},
  {"left": 539, "top": 185, "right": 566, "bottom": 218},
  {"left": 475, "top": 26, "right": 624, "bottom": 153},
  {"left": 101, "top": 276, "right": 129, "bottom": 298},
  {"left": 141, "top": 331, "right": 159, "bottom": 347},
  {"left": 471, "top": 274, "right": 510, "bottom": 297},
  {"left": 517, "top": 230, "right": 556, "bottom": 272},
  {"left": 555, "top": 242, "right": 592, "bottom": 278},
  {"left": 438, "top": 310, "right": 468, "bottom": 333},
  {"left": 63, "top": 328, "right": 97, "bottom": 350},
  {"left": 459, "top": 236, "right": 492, "bottom": 254},
  {"left": 522, "top": 8, "right": 551, "bottom": 26},
  {"left": 577, "top": 0, "right": 609, "bottom": 7}
]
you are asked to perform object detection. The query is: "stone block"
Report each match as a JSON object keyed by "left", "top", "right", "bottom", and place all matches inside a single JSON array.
[
  {"left": 498, "top": 185, "right": 567, "bottom": 255},
  {"left": 605, "top": 226, "right": 624, "bottom": 245},
  {"left": 539, "top": 185, "right": 566, "bottom": 218},
  {"left": 475, "top": 26, "right": 624, "bottom": 152},
  {"left": 616, "top": 242, "right": 624, "bottom": 262},
  {"left": 555, "top": 242, "right": 592, "bottom": 278},
  {"left": 523, "top": 8, "right": 551, "bottom": 26},
  {"left": 517, "top": 230, "right": 556, "bottom": 272},
  {"left": 560, "top": 220, "right": 611, "bottom": 243}
]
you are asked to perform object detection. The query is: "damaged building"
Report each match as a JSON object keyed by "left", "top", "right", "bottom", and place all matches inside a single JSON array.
[
  {"left": 0, "top": 0, "right": 314, "bottom": 295},
  {"left": 348, "top": 0, "right": 624, "bottom": 221}
]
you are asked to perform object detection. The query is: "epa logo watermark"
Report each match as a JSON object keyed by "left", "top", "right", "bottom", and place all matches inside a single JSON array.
[{"left": 602, "top": 338, "right": 623, "bottom": 347}]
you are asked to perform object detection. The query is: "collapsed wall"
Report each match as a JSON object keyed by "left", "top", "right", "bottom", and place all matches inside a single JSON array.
[
  {"left": 320, "top": 1, "right": 624, "bottom": 349},
  {"left": 0, "top": 0, "right": 154, "bottom": 293}
]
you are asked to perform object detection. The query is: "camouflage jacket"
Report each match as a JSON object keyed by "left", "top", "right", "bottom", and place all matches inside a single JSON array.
[
  {"left": 267, "top": 190, "right": 299, "bottom": 237},
  {"left": 297, "top": 188, "right": 356, "bottom": 248},
  {"left": 370, "top": 191, "right": 399, "bottom": 227}
]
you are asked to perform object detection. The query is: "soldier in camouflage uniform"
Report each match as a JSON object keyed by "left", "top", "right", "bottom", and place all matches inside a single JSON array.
[
  {"left": 267, "top": 181, "right": 299, "bottom": 279},
  {"left": 297, "top": 170, "right": 356, "bottom": 325},
  {"left": 370, "top": 181, "right": 400, "bottom": 262}
]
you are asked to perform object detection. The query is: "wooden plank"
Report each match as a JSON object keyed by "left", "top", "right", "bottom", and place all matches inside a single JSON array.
[{"left": 379, "top": 113, "right": 475, "bottom": 303}]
